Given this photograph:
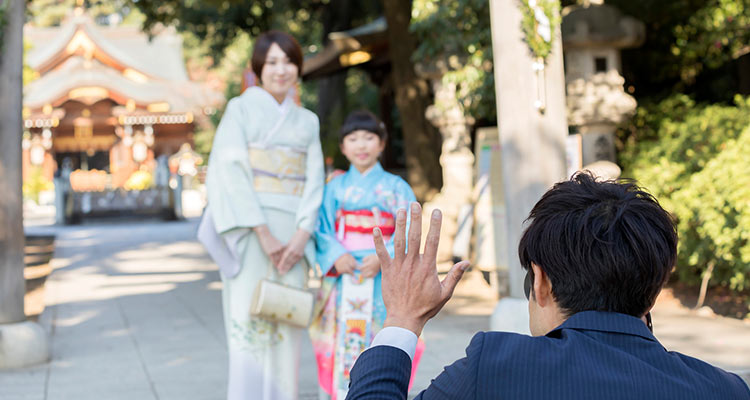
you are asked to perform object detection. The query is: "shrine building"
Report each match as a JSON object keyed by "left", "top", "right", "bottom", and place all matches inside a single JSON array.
[{"left": 22, "top": 9, "right": 221, "bottom": 189}]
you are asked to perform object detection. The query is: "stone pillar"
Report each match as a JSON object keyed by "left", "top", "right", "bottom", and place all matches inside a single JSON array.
[
  {"left": 424, "top": 80, "right": 475, "bottom": 266},
  {"left": 488, "top": 0, "right": 568, "bottom": 299},
  {"left": 0, "top": 0, "right": 50, "bottom": 368}
]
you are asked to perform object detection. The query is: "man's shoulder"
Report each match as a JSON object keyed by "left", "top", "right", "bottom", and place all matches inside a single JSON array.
[
  {"left": 473, "top": 330, "right": 559, "bottom": 361},
  {"left": 474, "top": 330, "right": 749, "bottom": 398},
  {"left": 669, "top": 350, "right": 750, "bottom": 392}
]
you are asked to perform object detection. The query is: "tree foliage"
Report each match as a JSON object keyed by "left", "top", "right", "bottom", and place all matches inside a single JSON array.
[
  {"left": 606, "top": 0, "right": 750, "bottom": 101},
  {"left": 411, "top": 0, "right": 495, "bottom": 124},
  {"left": 620, "top": 95, "right": 750, "bottom": 293},
  {"left": 608, "top": 1, "right": 750, "bottom": 298},
  {"left": 27, "top": 0, "right": 142, "bottom": 26},
  {"left": 671, "top": 0, "right": 750, "bottom": 84}
]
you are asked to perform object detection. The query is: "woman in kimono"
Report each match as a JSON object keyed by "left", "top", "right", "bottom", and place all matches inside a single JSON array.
[
  {"left": 310, "top": 111, "right": 424, "bottom": 400},
  {"left": 203, "top": 31, "right": 324, "bottom": 400}
]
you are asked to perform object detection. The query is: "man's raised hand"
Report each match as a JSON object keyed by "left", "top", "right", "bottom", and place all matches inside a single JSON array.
[{"left": 373, "top": 202, "right": 470, "bottom": 336}]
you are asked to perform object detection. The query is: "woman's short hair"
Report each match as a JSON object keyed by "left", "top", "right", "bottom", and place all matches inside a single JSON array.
[
  {"left": 518, "top": 172, "right": 678, "bottom": 318},
  {"left": 339, "top": 110, "right": 388, "bottom": 143},
  {"left": 251, "top": 31, "right": 303, "bottom": 80}
]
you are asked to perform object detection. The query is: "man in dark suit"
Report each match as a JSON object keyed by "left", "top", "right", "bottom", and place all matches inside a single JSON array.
[{"left": 346, "top": 173, "right": 750, "bottom": 399}]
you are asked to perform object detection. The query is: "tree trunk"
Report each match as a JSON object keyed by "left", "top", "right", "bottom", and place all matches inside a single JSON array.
[
  {"left": 0, "top": 0, "right": 28, "bottom": 324},
  {"left": 695, "top": 261, "right": 715, "bottom": 309},
  {"left": 737, "top": 53, "right": 750, "bottom": 96},
  {"left": 381, "top": 0, "right": 443, "bottom": 201},
  {"left": 315, "top": 0, "right": 353, "bottom": 140}
]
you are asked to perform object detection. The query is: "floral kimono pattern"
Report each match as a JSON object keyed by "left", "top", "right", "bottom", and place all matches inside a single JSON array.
[{"left": 310, "top": 163, "right": 424, "bottom": 400}]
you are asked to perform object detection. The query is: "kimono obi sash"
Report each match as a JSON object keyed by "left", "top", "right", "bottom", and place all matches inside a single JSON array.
[
  {"left": 335, "top": 208, "right": 394, "bottom": 251},
  {"left": 248, "top": 144, "right": 307, "bottom": 196}
]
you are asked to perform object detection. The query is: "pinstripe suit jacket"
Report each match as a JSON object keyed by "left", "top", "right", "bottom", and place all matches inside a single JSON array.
[{"left": 347, "top": 311, "right": 750, "bottom": 399}]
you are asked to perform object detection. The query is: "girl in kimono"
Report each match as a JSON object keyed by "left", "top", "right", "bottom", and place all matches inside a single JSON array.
[
  {"left": 310, "top": 111, "right": 424, "bottom": 400},
  {"left": 203, "top": 31, "right": 324, "bottom": 400}
]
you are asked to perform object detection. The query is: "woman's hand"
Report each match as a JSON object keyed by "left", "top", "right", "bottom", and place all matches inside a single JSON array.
[
  {"left": 276, "top": 229, "right": 310, "bottom": 275},
  {"left": 359, "top": 254, "right": 381, "bottom": 279},
  {"left": 333, "top": 253, "right": 358, "bottom": 276},
  {"left": 254, "top": 225, "right": 285, "bottom": 268}
]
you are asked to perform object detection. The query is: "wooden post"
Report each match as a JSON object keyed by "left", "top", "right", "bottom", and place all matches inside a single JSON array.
[
  {"left": 0, "top": 0, "right": 49, "bottom": 368},
  {"left": 488, "top": 0, "right": 568, "bottom": 299}
]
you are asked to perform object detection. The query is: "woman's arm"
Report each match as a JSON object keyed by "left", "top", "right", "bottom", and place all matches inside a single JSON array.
[
  {"left": 278, "top": 113, "right": 325, "bottom": 273},
  {"left": 295, "top": 113, "right": 325, "bottom": 233},
  {"left": 206, "top": 98, "right": 284, "bottom": 266},
  {"left": 314, "top": 180, "right": 351, "bottom": 276},
  {"left": 206, "top": 98, "right": 268, "bottom": 233}
]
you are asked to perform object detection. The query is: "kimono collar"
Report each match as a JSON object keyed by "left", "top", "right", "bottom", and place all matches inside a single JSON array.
[
  {"left": 348, "top": 162, "right": 384, "bottom": 179},
  {"left": 247, "top": 86, "right": 294, "bottom": 113}
]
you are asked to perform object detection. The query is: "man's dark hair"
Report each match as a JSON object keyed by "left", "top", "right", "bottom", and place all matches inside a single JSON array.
[
  {"left": 518, "top": 172, "right": 677, "bottom": 317},
  {"left": 251, "top": 30, "right": 304, "bottom": 80},
  {"left": 339, "top": 110, "right": 388, "bottom": 143}
]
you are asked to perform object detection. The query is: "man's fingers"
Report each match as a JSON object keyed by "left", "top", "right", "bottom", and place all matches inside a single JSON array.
[
  {"left": 373, "top": 227, "right": 392, "bottom": 268},
  {"left": 406, "top": 202, "right": 422, "bottom": 261},
  {"left": 440, "top": 261, "right": 470, "bottom": 300},
  {"left": 422, "top": 209, "right": 442, "bottom": 266},
  {"left": 393, "top": 208, "right": 407, "bottom": 264}
]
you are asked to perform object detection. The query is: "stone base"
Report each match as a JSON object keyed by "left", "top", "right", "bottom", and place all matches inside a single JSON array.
[
  {"left": 0, "top": 320, "right": 49, "bottom": 369},
  {"left": 490, "top": 297, "right": 531, "bottom": 335}
]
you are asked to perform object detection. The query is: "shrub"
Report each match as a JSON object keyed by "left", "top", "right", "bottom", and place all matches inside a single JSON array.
[{"left": 620, "top": 95, "right": 750, "bottom": 292}]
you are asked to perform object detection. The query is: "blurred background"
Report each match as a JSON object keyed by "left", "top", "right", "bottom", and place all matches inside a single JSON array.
[{"left": 2, "top": 0, "right": 748, "bottom": 397}]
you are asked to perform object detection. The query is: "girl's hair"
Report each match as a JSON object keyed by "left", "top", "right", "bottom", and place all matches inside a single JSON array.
[
  {"left": 339, "top": 110, "right": 388, "bottom": 143},
  {"left": 251, "top": 31, "right": 303, "bottom": 80}
]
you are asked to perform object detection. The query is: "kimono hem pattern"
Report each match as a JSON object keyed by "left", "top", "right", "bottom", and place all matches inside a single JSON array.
[
  {"left": 205, "top": 86, "right": 324, "bottom": 400},
  {"left": 310, "top": 163, "right": 425, "bottom": 400}
]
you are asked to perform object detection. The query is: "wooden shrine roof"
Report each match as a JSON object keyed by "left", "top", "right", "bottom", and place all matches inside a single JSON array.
[{"left": 23, "top": 12, "right": 222, "bottom": 112}]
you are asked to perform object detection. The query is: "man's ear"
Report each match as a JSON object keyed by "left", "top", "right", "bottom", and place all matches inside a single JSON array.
[{"left": 531, "top": 263, "right": 552, "bottom": 308}]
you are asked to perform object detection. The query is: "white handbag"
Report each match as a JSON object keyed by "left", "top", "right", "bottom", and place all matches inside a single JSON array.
[{"left": 250, "top": 263, "right": 315, "bottom": 328}]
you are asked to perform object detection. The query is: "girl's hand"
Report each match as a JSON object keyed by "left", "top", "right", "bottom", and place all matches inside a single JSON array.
[
  {"left": 254, "top": 225, "right": 285, "bottom": 268},
  {"left": 276, "top": 229, "right": 310, "bottom": 274},
  {"left": 359, "top": 254, "right": 381, "bottom": 279},
  {"left": 333, "top": 253, "right": 358, "bottom": 276}
]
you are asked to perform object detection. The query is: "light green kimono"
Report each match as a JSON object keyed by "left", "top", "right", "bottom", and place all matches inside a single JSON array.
[{"left": 205, "top": 86, "right": 324, "bottom": 400}]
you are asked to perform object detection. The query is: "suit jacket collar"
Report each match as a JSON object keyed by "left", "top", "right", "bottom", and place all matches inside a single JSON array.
[{"left": 549, "top": 311, "right": 657, "bottom": 342}]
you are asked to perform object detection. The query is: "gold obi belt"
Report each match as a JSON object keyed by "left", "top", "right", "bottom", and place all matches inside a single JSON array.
[{"left": 248, "top": 144, "right": 307, "bottom": 196}]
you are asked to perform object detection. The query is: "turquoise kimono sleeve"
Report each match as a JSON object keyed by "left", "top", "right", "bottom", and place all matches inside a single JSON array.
[
  {"left": 205, "top": 98, "right": 267, "bottom": 234},
  {"left": 384, "top": 178, "right": 417, "bottom": 257},
  {"left": 315, "top": 179, "right": 349, "bottom": 276}
]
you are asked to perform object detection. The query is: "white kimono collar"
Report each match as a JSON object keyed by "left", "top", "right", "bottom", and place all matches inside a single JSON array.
[{"left": 249, "top": 86, "right": 294, "bottom": 113}]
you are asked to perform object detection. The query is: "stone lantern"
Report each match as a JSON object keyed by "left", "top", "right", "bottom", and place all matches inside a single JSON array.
[
  {"left": 562, "top": 0, "right": 645, "bottom": 169},
  {"left": 416, "top": 58, "right": 476, "bottom": 267}
]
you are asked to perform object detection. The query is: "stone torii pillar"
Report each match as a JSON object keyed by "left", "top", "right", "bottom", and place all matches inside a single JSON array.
[
  {"left": 488, "top": 0, "right": 568, "bottom": 330},
  {"left": 0, "top": 0, "right": 49, "bottom": 368}
]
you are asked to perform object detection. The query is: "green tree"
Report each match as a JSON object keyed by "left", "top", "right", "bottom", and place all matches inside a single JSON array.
[
  {"left": 381, "top": 0, "right": 443, "bottom": 199},
  {"left": 27, "top": 0, "right": 143, "bottom": 27},
  {"left": 621, "top": 95, "right": 750, "bottom": 296},
  {"left": 411, "top": 0, "right": 495, "bottom": 125},
  {"left": 604, "top": 0, "right": 750, "bottom": 101},
  {"left": 607, "top": 1, "right": 750, "bottom": 304}
]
